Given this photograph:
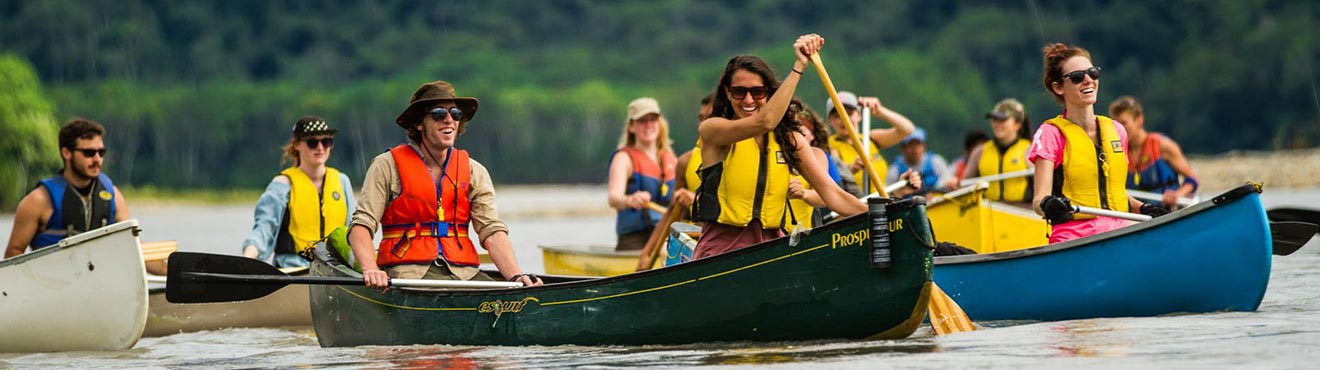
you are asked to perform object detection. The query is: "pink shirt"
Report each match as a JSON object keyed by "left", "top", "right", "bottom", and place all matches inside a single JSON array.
[{"left": 1027, "top": 116, "right": 1131, "bottom": 244}]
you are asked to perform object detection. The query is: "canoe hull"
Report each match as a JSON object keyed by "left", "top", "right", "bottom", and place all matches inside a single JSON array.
[
  {"left": 0, "top": 220, "right": 148, "bottom": 352},
  {"left": 934, "top": 186, "right": 1272, "bottom": 321},
  {"left": 311, "top": 199, "right": 934, "bottom": 347},
  {"left": 539, "top": 245, "right": 638, "bottom": 277},
  {"left": 926, "top": 185, "right": 1047, "bottom": 254},
  {"left": 145, "top": 280, "right": 311, "bottom": 337}
]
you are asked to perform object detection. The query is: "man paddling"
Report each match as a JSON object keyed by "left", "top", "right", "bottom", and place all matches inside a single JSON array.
[
  {"left": 347, "top": 81, "right": 542, "bottom": 288},
  {"left": 6, "top": 118, "right": 130, "bottom": 258}
]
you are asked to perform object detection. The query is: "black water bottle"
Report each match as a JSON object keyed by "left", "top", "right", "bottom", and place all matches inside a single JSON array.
[{"left": 868, "top": 197, "right": 891, "bottom": 270}]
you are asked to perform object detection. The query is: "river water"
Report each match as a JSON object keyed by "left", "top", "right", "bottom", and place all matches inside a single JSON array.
[{"left": 2, "top": 185, "right": 1318, "bottom": 369}]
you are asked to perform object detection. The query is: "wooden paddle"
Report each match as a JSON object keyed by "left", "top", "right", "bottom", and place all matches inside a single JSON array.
[
  {"left": 142, "top": 240, "right": 178, "bottom": 276},
  {"left": 165, "top": 252, "right": 521, "bottom": 304},
  {"left": 1072, "top": 206, "right": 1316, "bottom": 256},
  {"left": 636, "top": 202, "right": 683, "bottom": 271},
  {"left": 810, "top": 52, "right": 974, "bottom": 335}
]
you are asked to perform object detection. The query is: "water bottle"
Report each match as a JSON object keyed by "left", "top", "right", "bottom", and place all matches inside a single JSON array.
[{"left": 868, "top": 197, "right": 891, "bottom": 270}]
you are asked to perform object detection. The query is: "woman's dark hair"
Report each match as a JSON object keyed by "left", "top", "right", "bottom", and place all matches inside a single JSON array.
[
  {"left": 709, "top": 55, "right": 802, "bottom": 172},
  {"left": 962, "top": 130, "right": 989, "bottom": 153}
]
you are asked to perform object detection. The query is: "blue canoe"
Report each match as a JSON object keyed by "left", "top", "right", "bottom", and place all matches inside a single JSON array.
[{"left": 933, "top": 184, "right": 1272, "bottom": 321}]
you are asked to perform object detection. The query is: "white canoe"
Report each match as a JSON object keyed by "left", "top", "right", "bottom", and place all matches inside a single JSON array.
[
  {"left": 0, "top": 220, "right": 148, "bottom": 352},
  {"left": 144, "top": 268, "right": 312, "bottom": 337}
]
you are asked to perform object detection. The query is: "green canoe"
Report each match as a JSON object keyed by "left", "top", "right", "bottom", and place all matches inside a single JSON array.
[{"left": 308, "top": 198, "right": 935, "bottom": 347}]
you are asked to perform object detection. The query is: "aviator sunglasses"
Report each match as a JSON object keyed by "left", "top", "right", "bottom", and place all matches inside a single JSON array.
[
  {"left": 303, "top": 137, "right": 334, "bottom": 149},
  {"left": 428, "top": 107, "right": 464, "bottom": 122},
  {"left": 74, "top": 147, "right": 107, "bottom": 157},
  {"left": 1061, "top": 66, "right": 1101, "bottom": 84},
  {"left": 727, "top": 86, "right": 768, "bottom": 100}
]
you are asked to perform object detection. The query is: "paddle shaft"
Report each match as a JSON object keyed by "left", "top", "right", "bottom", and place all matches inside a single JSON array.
[
  {"left": 1127, "top": 189, "right": 1197, "bottom": 208},
  {"left": 1074, "top": 205, "right": 1152, "bottom": 222},
  {"left": 959, "top": 169, "right": 1033, "bottom": 187},
  {"left": 637, "top": 201, "right": 683, "bottom": 271},
  {"left": 186, "top": 272, "right": 523, "bottom": 289},
  {"left": 811, "top": 54, "right": 888, "bottom": 197}
]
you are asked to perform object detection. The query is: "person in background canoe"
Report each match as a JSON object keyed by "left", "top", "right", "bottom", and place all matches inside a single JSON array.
[
  {"left": 671, "top": 91, "right": 715, "bottom": 220},
  {"left": 5, "top": 118, "right": 130, "bottom": 259},
  {"left": 607, "top": 97, "right": 677, "bottom": 250},
  {"left": 962, "top": 98, "right": 1035, "bottom": 203},
  {"left": 783, "top": 99, "right": 840, "bottom": 230},
  {"left": 1028, "top": 43, "right": 1170, "bottom": 244},
  {"left": 348, "top": 81, "right": 542, "bottom": 289},
  {"left": 826, "top": 92, "right": 917, "bottom": 196},
  {"left": 1109, "top": 96, "right": 1200, "bottom": 209},
  {"left": 949, "top": 130, "right": 989, "bottom": 186},
  {"left": 887, "top": 128, "right": 954, "bottom": 193},
  {"left": 691, "top": 34, "right": 867, "bottom": 259},
  {"left": 240, "top": 116, "right": 356, "bottom": 268}
]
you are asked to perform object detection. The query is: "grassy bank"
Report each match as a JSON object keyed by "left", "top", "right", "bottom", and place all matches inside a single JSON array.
[{"left": 124, "top": 186, "right": 263, "bottom": 207}]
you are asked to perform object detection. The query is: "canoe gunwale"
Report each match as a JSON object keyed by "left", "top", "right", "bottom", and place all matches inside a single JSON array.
[
  {"left": 0, "top": 220, "right": 142, "bottom": 268},
  {"left": 934, "top": 184, "right": 1263, "bottom": 266}
]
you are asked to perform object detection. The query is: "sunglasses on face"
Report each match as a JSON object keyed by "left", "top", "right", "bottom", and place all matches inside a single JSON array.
[
  {"left": 1061, "top": 66, "right": 1101, "bottom": 84},
  {"left": 74, "top": 147, "right": 107, "bottom": 157},
  {"left": 727, "top": 86, "right": 768, "bottom": 100},
  {"left": 428, "top": 107, "right": 464, "bottom": 122},
  {"left": 303, "top": 137, "right": 334, "bottom": 149}
]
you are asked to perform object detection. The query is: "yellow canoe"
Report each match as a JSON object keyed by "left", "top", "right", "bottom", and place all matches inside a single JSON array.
[
  {"left": 926, "top": 183, "right": 1048, "bottom": 254},
  {"left": 539, "top": 244, "right": 640, "bottom": 277}
]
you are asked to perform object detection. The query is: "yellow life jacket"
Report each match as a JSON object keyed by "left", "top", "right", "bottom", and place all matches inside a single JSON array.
[
  {"left": 280, "top": 167, "right": 349, "bottom": 254},
  {"left": 684, "top": 140, "right": 703, "bottom": 192},
  {"left": 977, "top": 138, "right": 1032, "bottom": 202},
  {"left": 693, "top": 132, "right": 790, "bottom": 229},
  {"left": 786, "top": 173, "right": 815, "bottom": 229},
  {"left": 829, "top": 135, "right": 887, "bottom": 190},
  {"left": 1045, "top": 116, "right": 1130, "bottom": 219}
]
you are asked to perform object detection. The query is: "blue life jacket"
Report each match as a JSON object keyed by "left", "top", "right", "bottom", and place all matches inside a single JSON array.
[
  {"left": 891, "top": 153, "right": 940, "bottom": 189},
  {"left": 612, "top": 147, "right": 675, "bottom": 235},
  {"left": 32, "top": 174, "right": 118, "bottom": 249}
]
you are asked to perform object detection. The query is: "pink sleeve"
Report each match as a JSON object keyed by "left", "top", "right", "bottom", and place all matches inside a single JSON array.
[
  {"left": 1027, "top": 124, "right": 1064, "bottom": 168},
  {"left": 1114, "top": 120, "right": 1129, "bottom": 152}
]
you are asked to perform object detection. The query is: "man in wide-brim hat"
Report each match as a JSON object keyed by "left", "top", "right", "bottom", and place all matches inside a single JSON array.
[{"left": 347, "top": 80, "right": 542, "bottom": 288}]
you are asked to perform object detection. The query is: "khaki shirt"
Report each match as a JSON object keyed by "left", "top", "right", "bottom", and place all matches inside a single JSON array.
[{"left": 351, "top": 145, "right": 508, "bottom": 279}]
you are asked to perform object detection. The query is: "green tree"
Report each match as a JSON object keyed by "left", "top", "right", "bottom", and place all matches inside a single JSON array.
[{"left": 0, "top": 53, "right": 61, "bottom": 210}]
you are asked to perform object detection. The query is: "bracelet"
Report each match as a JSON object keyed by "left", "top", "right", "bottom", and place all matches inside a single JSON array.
[{"left": 791, "top": 67, "right": 804, "bottom": 75}]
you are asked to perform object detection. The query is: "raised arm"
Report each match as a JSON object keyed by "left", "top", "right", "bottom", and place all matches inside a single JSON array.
[
  {"left": 699, "top": 34, "right": 823, "bottom": 147},
  {"left": 861, "top": 97, "right": 917, "bottom": 149}
]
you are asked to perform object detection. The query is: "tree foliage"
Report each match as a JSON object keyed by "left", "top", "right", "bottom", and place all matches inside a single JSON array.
[
  {"left": 0, "top": 0, "right": 1315, "bottom": 192},
  {"left": 0, "top": 53, "right": 61, "bottom": 209}
]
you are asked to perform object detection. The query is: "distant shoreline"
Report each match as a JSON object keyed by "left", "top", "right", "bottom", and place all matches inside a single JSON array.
[{"left": 1187, "top": 147, "right": 1320, "bottom": 193}]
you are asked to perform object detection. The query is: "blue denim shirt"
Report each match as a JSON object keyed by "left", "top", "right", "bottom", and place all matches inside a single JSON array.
[{"left": 243, "top": 172, "right": 356, "bottom": 268}]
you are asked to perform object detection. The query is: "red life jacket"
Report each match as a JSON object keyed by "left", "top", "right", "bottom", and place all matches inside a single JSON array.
[{"left": 376, "top": 144, "right": 478, "bottom": 267}]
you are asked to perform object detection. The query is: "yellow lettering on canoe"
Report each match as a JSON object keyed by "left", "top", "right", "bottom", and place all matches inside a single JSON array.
[
  {"left": 889, "top": 218, "right": 904, "bottom": 232},
  {"left": 831, "top": 229, "right": 869, "bottom": 249}
]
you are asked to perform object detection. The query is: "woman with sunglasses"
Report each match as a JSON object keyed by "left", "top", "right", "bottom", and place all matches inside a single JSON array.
[
  {"left": 1028, "top": 44, "right": 1168, "bottom": 244},
  {"left": 1109, "top": 96, "right": 1200, "bottom": 209},
  {"left": 607, "top": 97, "right": 677, "bottom": 250},
  {"left": 690, "top": 34, "right": 867, "bottom": 259},
  {"left": 242, "top": 116, "right": 356, "bottom": 268}
]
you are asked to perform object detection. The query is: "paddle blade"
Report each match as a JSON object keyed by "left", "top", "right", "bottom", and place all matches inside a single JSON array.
[
  {"left": 928, "top": 282, "right": 975, "bottom": 335},
  {"left": 166, "top": 252, "right": 289, "bottom": 303},
  {"left": 1271, "top": 221, "right": 1318, "bottom": 256},
  {"left": 1268, "top": 207, "right": 1320, "bottom": 226}
]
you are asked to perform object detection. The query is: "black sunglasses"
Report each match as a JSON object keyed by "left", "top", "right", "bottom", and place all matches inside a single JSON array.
[
  {"left": 303, "top": 137, "right": 334, "bottom": 149},
  {"left": 429, "top": 107, "right": 464, "bottom": 122},
  {"left": 727, "top": 86, "right": 768, "bottom": 100},
  {"left": 1061, "top": 66, "right": 1101, "bottom": 84},
  {"left": 74, "top": 147, "right": 107, "bottom": 157}
]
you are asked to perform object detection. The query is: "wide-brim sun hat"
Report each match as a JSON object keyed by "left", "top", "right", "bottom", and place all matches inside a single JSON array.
[{"left": 394, "top": 81, "right": 479, "bottom": 130}]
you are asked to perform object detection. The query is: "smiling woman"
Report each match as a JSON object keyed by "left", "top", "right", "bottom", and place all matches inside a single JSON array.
[
  {"left": 606, "top": 97, "right": 676, "bottom": 251},
  {"left": 240, "top": 116, "right": 356, "bottom": 268},
  {"left": 1026, "top": 43, "right": 1168, "bottom": 244}
]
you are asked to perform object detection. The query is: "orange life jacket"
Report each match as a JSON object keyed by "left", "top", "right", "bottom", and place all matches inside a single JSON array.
[{"left": 376, "top": 145, "right": 478, "bottom": 267}]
